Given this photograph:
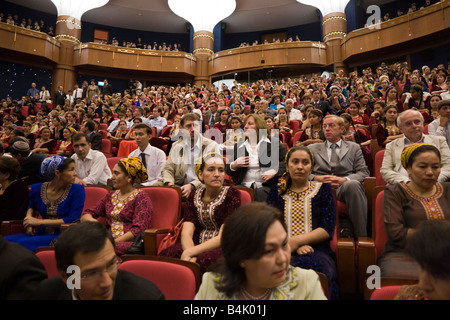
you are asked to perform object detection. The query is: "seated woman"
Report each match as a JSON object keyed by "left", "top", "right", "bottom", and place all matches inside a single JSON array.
[
  {"left": 4, "top": 156, "right": 85, "bottom": 251},
  {"left": 213, "top": 109, "right": 231, "bottom": 136},
  {"left": 50, "top": 116, "right": 65, "bottom": 141},
  {"left": 275, "top": 107, "right": 293, "bottom": 146},
  {"left": 428, "top": 94, "right": 442, "bottom": 122},
  {"left": 159, "top": 153, "right": 241, "bottom": 274},
  {"left": 403, "top": 84, "right": 432, "bottom": 123},
  {"left": 51, "top": 127, "right": 77, "bottom": 156},
  {"left": 378, "top": 144, "right": 450, "bottom": 280},
  {"left": 31, "top": 127, "right": 57, "bottom": 154},
  {"left": 369, "top": 101, "right": 385, "bottom": 126},
  {"left": 0, "top": 156, "right": 29, "bottom": 222},
  {"left": 81, "top": 157, "right": 152, "bottom": 256},
  {"left": 266, "top": 146, "right": 338, "bottom": 299},
  {"left": 124, "top": 117, "right": 143, "bottom": 141},
  {"left": 227, "top": 114, "right": 287, "bottom": 202},
  {"left": 347, "top": 101, "right": 370, "bottom": 133},
  {"left": 195, "top": 202, "right": 327, "bottom": 300},
  {"left": 376, "top": 105, "right": 403, "bottom": 148},
  {"left": 296, "top": 109, "right": 325, "bottom": 147},
  {"left": 107, "top": 119, "right": 129, "bottom": 150},
  {"left": 223, "top": 116, "right": 244, "bottom": 147},
  {"left": 395, "top": 220, "right": 450, "bottom": 300},
  {"left": 384, "top": 86, "right": 404, "bottom": 112}
]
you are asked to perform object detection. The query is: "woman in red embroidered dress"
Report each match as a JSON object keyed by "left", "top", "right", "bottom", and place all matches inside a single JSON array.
[
  {"left": 378, "top": 144, "right": 450, "bottom": 280},
  {"left": 159, "top": 153, "right": 241, "bottom": 274},
  {"left": 81, "top": 157, "right": 152, "bottom": 256}
]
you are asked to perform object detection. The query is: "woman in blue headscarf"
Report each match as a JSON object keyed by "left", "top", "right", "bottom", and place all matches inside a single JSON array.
[{"left": 5, "top": 156, "right": 85, "bottom": 251}]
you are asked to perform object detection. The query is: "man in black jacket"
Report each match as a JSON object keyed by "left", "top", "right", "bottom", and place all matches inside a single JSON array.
[
  {"left": 33, "top": 221, "right": 164, "bottom": 300},
  {"left": 9, "top": 140, "right": 49, "bottom": 185},
  {"left": 53, "top": 85, "right": 66, "bottom": 108},
  {"left": 102, "top": 79, "right": 113, "bottom": 97},
  {"left": 82, "top": 120, "right": 102, "bottom": 151}
]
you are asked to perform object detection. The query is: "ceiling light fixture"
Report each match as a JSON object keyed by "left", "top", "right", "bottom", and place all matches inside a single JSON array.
[
  {"left": 50, "top": 0, "right": 110, "bottom": 21},
  {"left": 295, "top": 0, "right": 350, "bottom": 16},
  {"left": 168, "top": 0, "right": 236, "bottom": 33}
]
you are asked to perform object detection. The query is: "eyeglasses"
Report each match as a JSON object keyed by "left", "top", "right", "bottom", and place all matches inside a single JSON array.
[{"left": 79, "top": 257, "right": 122, "bottom": 283}]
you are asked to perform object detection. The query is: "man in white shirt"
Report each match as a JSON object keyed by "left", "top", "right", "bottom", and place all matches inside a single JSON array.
[
  {"left": 71, "top": 133, "right": 111, "bottom": 186},
  {"left": 381, "top": 109, "right": 450, "bottom": 184},
  {"left": 149, "top": 107, "right": 167, "bottom": 136},
  {"left": 284, "top": 98, "right": 303, "bottom": 121},
  {"left": 427, "top": 100, "right": 450, "bottom": 147},
  {"left": 128, "top": 123, "right": 166, "bottom": 186},
  {"left": 72, "top": 84, "right": 83, "bottom": 103}
]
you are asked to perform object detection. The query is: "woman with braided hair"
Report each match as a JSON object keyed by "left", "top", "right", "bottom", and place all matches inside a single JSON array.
[
  {"left": 266, "top": 146, "right": 338, "bottom": 299},
  {"left": 159, "top": 152, "right": 241, "bottom": 274}
]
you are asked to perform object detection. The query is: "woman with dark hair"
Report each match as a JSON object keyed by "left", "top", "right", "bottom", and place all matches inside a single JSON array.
[
  {"left": 376, "top": 105, "right": 403, "bottom": 147},
  {"left": 81, "top": 157, "right": 152, "bottom": 256},
  {"left": 403, "top": 84, "right": 431, "bottom": 122},
  {"left": 378, "top": 143, "right": 450, "bottom": 280},
  {"left": 51, "top": 127, "right": 77, "bottom": 156},
  {"left": 385, "top": 86, "right": 404, "bottom": 112},
  {"left": 31, "top": 126, "right": 57, "bottom": 155},
  {"left": 213, "top": 108, "right": 231, "bottom": 135},
  {"left": 4, "top": 156, "right": 85, "bottom": 251},
  {"left": 195, "top": 202, "right": 326, "bottom": 300},
  {"left": 267, "top": 146, "right": 338, "bottom": 299},
  {"left": 159, "top": 153, "right": 241, "bottom": 274},
  {"left": 394, "top": 220, "right": 450, "bottom": 300},
  {"left": 296, "top": 109, "right": 325, "bottom": 146},
  {"left": 0, "top": 156, "right": 29, "bottom": 222}
]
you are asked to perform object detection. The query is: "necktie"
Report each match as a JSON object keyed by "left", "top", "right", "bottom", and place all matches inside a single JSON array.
[
  {"left": 330, "top": 143, "right": 339, "bottom": 173},
  {"left": 210, "top": 113, "right": 215, "bottom": 126},
  {"left": 140, "top": 153, "right": 147, "bottom": 169}
]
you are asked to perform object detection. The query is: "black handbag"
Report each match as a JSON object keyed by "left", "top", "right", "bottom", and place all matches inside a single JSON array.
[{"left": 126, "top": 231, "right": 145, "bottom": 254}]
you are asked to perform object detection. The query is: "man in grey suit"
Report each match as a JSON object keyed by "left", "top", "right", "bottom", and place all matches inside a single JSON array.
[
  {"left": 308, "top": 115, "right": 370, "bottom": 237},
  {"left": 381, "top": 109, "right": 450, "bottom": 184}
]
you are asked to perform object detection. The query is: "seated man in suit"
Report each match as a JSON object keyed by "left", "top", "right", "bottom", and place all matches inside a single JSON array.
[
  {"left": 381, "top": 109, "right": 450, "bottom": 184},
  {"left": 33, "top": 221, "right": 164, "bottom": 300},
  {"left": 308, "top": 115, "right": 370, "bottom": 237},
  {"left": 0, "top": 235, "right": 47, "bottom": 300},
  {"left": 157, "top": 113, "right": 219, "bottom": 199},
  {"left": 82, "top": 120, "right": 102, "bottom": 151}
]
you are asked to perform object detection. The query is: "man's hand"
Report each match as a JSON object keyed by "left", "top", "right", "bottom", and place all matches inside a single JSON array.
[
  {"left": 181, "top": 183, "right": 193, "bottom": 198},
  {"left": 315, "top": 175, "right": 347, "bottom": 189},
  {"left": 231, "top": 156, "right": 249, "bottom": 170}
]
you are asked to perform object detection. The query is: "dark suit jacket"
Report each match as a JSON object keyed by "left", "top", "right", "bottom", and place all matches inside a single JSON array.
[
  {"left": 0, "top": 236, "right": 48, "bottom": 300},
  {"left": 102, "top": 84, "right": 113, "bottom": 96},
  {"left": 54, "top": 91, "right": 66, "bottom": 107},
  {"left": 19, "top": 153, "right": 49, "bottom": 185},
  {"left": 203, "top": 110, "right": 218, "bottom": 127},
  {"left": 33, "top": 269, "right": 165, "bottom": 300},
  {"left": 226, "top": 137, "right": 287, "bottom": 186},
  {"left": 87, "top": 132, "right": 102, "bottom": 151},
  {"left": 310, "top": 100, "right": 337, "bottom": 115},
  {"left": 308, "top": 140, "right": 369, "bottom": 183}
]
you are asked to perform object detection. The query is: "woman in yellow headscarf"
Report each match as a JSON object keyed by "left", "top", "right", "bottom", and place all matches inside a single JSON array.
[
  {"left": 81, "top": 157, "right": 153, "bottom": 256},
  {"left": 378, "top": 143, "right": 450, "bottom": 280},
  {"left": 52, "top": 127, "right": 78, "bottom": 156}
]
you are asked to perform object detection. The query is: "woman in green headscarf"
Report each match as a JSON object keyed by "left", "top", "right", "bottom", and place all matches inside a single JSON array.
[{"left": 81, "top": 157, "right": 153, "bottom": 255}]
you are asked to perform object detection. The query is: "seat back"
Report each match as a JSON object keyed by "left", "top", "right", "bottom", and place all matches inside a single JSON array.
[
  {"left": 370, "top": 285, "right": 402, "bottom": 300},
  {"left": 106, "top": 157, "right": 125, "bottom": 175},
  {"left": 289, "top": 120, "right": 300, "bottom": 133},
  {"left": 119, "top": 258, "right": 197, "bottom": 300},
  {"left": 291, "top": 130, "right": 303, "bottom": 146},
  {"left": 139, "top": 187, "right": 182, "bottom": 229},
  {"left": 99, "top": 123, "right": 108, "bottom": 131},
  {"left": 374, "top": 149, "right": 386, "bottom": 186},
  {"left": 84, "top": 186, "right": 111, "bottom": 213},
  {"left": 233, "top": 187, "right": 254, "bottom": 204},
  {"left": 102, "top": 139, "right": 113, "bottom": 157},
  {"left": 374, "top": 189, "right": 388, "bottom": 259},
  {"left": 35, "top": 248, "right": 58, "bottom": 278}
]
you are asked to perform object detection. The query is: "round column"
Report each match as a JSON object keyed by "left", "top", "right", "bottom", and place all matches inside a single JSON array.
[
  {"left": 51, "top": 16, "right": 81, "bottom": 97},
  {"left": 322, "top": 12, "right": 348, "bottom": 74},
  {"left": 192, "top": 31, "right": 214, "bottom": 88}
]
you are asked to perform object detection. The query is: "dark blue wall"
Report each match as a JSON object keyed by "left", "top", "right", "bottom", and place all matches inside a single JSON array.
[{"left": 0, "top": 61, "right": 52, "bottom": 100}]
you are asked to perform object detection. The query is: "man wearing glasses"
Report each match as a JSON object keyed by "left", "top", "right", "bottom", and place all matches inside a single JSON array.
[{"left": 33, "top": 222, "right": 164, "bottom": 300}]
